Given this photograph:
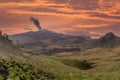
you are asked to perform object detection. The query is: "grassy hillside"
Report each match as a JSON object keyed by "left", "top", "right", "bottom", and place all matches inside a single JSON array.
[
  {"left": 0, "top": 32, "right": 86, "bottom": 80},
  {"left": 54, "top": 47, "right": 120, "bottom": 80},
  {"left": 1, "top": 31, "right": 120, "bottom": 80},
  {"left": 22, "top": 46, "right": 120, "bottom": 80}
]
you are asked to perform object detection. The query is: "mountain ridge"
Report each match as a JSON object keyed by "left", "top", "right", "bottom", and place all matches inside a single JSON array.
[
  {"left": 9, "top": 29, "right": 91, "bottom": 42},
  {"left": 93, "top": 32, "right": 120, "bottom": 48},
  {"left": 9, "top": 30, "right": 120, "bottom": 55},
  {"left": 9, "top": 29, "right": 91, "bottom": 54}
]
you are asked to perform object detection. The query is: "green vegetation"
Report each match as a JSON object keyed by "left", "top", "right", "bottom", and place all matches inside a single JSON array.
[
  {"left": 0, "top": 59, "right": 55, "bottom": 80},
  {"left": 23, "top": 55, "right": 85, "bottom": 80},
  {"left": 54, "top": 47, "right": 120, "bottom": 80},
  {"left": 1, "top": 47, "right": 120, "bottom": 80}
]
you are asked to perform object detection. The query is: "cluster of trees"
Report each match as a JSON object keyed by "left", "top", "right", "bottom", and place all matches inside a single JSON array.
[{"left": 0, "top": 59, "right": 55, "bottom": 80}]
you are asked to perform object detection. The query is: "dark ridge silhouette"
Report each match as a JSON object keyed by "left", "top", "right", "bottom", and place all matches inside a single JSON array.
[
  {"left": 93, "top": 32, "right": 120, "bottom": 48},
  {"left": 101, "top": 32, "right": 116, "bottom": 39}
]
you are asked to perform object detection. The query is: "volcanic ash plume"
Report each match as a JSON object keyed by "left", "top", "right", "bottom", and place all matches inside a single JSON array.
[{"left": 30, "top": 17, "right": 41, "bottom": 30}]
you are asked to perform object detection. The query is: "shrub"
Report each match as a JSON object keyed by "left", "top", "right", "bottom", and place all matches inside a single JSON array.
[{"left": 0, "top": 59, "right": 55, "bottom": 80}]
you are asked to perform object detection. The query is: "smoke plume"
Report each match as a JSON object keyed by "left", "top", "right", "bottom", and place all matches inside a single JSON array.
[{"left": 30, "top": 17, "right": 41, "bottom": 30}]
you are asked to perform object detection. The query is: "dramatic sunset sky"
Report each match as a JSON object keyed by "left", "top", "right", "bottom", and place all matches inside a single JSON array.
[{"left": 0, "top": 0, "right": 120, "bottom": 38}]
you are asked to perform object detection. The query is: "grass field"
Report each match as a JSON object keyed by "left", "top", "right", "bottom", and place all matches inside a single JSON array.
[{"left": 49, "top": 47, "right": 120, "bottom": 80}]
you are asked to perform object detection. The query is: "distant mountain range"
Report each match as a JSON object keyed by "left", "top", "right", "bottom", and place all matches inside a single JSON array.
[
  {"left": 9, "top": 29, "right": 91, "bottom": 54},
  {"left": 9, "top": 29, "right": 120, "bottom": 55},
  {"left": 10, "top": 29, "right": 91, "bottom": 43}
]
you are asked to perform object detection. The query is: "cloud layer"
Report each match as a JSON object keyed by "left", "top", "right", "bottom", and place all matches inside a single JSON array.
[{"left": 0, "top": 0, "right": 120, "bottom": 38}]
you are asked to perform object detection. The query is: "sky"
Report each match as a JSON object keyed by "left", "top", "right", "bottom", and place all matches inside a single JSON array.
[{"left": 0, "top": 0, "right": 120, "bottom": 38}]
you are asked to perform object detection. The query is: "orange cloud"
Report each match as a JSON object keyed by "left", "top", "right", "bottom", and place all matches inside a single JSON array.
[
  {"left": 73, "top": 24, "right": 109, "bottom": 28},
  {"left": 0, "top": 0, "right": 120, "bottom": 37}
]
